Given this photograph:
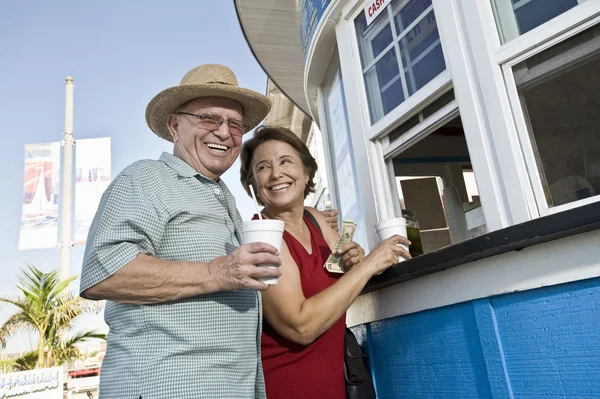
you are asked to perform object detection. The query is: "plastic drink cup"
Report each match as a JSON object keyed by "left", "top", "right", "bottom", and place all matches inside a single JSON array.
[
  {"left": 374, "top": 217, "right": 409, "bottom": 263},
  {"left": 242, "top": 219, "right": 285, "bottom": 284}
]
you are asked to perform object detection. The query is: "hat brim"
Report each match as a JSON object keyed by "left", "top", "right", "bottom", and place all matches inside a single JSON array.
[{"left": 145, "top": 83, "right": 271, "bottom": 142}]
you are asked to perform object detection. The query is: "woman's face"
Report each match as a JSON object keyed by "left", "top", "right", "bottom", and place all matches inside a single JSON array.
[{"left": 252, "top": 140, "right": 309, "bottom": 211}]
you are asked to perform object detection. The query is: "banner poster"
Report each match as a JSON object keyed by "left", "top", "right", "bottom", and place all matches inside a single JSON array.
[
  {"left": 298, "top": 0, "right": 332, "bottom": 61},
  {"left": 0, "top": 367, "right": 63, "bottom": 399},
  {"left": 74, "top": 137, "right": 111, "bottom": 244},
  {"left": 18, "top": 143, "right": 61, "bottom": 250}
]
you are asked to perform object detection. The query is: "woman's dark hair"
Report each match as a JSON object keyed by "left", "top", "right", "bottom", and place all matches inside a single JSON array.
[{"left": 240, "top": 126, "right": 318, "bottom": 205}]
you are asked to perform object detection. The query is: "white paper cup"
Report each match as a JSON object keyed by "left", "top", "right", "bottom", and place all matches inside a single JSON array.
[
  {"left": 374, "top": 217, "right": 409, "bottom": 263},
  {"left": 242, "top": 219, "right": 285, "bottom": 284}
]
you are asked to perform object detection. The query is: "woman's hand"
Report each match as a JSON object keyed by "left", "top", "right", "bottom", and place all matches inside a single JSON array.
[
  {"left": 337, "top": 241, "right": 366, "bottom": 272},
  {"left": 361, "top": 235, "right": 411, "bottom": 276}
]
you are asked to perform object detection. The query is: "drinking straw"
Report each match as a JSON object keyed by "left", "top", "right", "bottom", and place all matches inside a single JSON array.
[{"left": 249, "top": 184, "right": 263, "bottom": 220}]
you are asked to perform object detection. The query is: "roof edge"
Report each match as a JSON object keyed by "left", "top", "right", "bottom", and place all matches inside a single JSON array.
[{"left": 233, "top": 0, "right": 313, "bottom": 119}]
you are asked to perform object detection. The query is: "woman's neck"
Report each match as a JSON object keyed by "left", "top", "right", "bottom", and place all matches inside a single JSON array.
[{"left": 263, "top": 203, "right": 305, "bottom": 232}]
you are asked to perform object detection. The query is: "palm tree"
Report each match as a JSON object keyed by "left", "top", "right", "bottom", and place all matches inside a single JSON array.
[{"left": 0, "top": 265, "right": 105, "bottom": 369}]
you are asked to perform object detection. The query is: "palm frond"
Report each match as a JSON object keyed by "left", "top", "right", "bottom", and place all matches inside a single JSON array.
[
  {"left": 0, "top": 295, "right": 32, "bottom": 312},
  {"left": 49, "top": 296, "right": 97, "bottom": 331},
  {"left": 12, "top": 350, "right": 38, "bottom": 371},
  {"left": 53, "top": 275, "right": 78, "bottom": 297},
  {"left": 0, "top": 313, "right": 35, "bottom": 349},
  {"left": 64, "top": 329, "right": 107, "bottom": 348},
  {"left": 2, "top": 265, "right": 97, "bottom": 368},
  {"left": 53, "top": 329, "right": 106, "bottom": 365}
]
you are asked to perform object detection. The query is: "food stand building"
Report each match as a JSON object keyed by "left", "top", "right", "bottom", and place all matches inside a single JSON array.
[{"left": 236, "top": 0, "right": 600, "bottom": 397}]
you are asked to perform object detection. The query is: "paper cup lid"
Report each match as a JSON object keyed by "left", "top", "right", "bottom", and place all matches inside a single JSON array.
[
  {"left": 242, "top": 219, "right": 285, "bottom": 232},
  {"left": 375, "top": 217, "right": 407, "bottom": 231}
]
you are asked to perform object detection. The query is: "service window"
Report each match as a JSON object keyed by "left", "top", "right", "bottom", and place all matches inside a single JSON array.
[
  {"left": 385, "top": 88, "right": 488, "bottom": 256},
  {"left": 511, "top": 23, "right": 600, "bottom": 212},
  {"left": 355, "top": 0, "right": 446, "bottom": 123}
]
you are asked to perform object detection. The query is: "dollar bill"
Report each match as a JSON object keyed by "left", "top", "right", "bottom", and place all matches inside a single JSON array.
[{"left": 324, "top": 220, "right": 356, "bottom": 273}]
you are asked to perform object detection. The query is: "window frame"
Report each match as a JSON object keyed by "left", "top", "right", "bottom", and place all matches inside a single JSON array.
[
  {"left": 339, "top": 0, "right": 509, "bottom": 231},
  {"left": 499, "top": 8, "right": 600, "bottom": 215},
  {"left": 351, "top": 0, "right": 447, "bottom": 128},
  {"left": 336, "top": 0, "right": 600, "bottom": 243}
]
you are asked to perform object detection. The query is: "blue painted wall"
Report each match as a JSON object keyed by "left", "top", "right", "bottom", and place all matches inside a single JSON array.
[{"left": 353, "top": 277, "right": 600, "bottom": 398}]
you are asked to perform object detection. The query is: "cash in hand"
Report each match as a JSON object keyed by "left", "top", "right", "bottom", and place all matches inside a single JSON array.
[{"left": 324, "top": 221, "right": 356, "bottom": 273}]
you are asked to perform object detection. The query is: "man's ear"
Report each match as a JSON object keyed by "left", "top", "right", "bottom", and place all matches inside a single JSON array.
[{"left": 167, "top": 114, "right": 180, "bottom": 142}]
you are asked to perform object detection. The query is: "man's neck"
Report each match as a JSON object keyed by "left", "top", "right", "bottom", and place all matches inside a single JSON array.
[{"left": 173, "top": 147, "right": 220, "bottom": 181}]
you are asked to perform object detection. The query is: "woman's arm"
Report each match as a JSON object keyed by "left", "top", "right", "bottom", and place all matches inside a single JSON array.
[{"left": 261, "top": 232, "right": 408, "bottom": 346}]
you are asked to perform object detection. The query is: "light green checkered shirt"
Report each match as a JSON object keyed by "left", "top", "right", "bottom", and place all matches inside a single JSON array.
[{"left": 80, "top": 152, "right": 265, "bottom": 399}]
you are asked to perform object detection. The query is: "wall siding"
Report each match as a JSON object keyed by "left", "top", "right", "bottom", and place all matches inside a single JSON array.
[{"left": 352, "top": 277, "right": 600, "bottom": 398}]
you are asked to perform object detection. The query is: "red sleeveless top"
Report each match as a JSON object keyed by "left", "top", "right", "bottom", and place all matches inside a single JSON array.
[{"left": 259, "top": 213, "right": 346, "bottom": 399}]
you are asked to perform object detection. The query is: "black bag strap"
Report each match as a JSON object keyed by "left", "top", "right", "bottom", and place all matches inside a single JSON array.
[
  {"left": 344, "top": 328, "right": 367, "bottom": 384},
  {"left": 303, "top": 209, "right": 322, "bottom": 235},
  {"left": 344, "top": 328, "right": 377, "bottom": 399}
]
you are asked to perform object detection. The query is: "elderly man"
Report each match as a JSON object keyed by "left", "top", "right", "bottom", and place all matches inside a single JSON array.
[
  {"left": 81, "top": 64, "right": 339, "bottom": 399},
  {"left": 80, "top": 64, "right": 283, "bottom": 399}
]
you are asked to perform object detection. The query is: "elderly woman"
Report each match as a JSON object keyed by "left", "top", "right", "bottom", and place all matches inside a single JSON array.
[{"left": 240, "top": 126, "right": 410, "bottom": 399}]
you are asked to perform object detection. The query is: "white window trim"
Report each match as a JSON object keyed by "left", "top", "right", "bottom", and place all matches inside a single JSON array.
[
  {"left": 432, "top": 0, "right": 514, "bottom": 230},
  {"left": 384, "top": 99, "right": 459, "bottom": 160},
  {"left": 497, "top": 5, "right": 600, "bottom": 215},
  {"left": 329, "top": 30, "right": 382, "bottom": 249},
  {"left": 357, "top": 3, "right": 440, "bottom": 124},
  {"left": 343, "top": 0, "right": 374, "bottom": 21},
  {"left": 501, "top": 66, "right": 550, "bottom": 215},
  {"left": 368, "top": 70, "right": 452, "bottom": 140},
  {"left": 372, "top": 138, "right": 400, "bottom": 221},
  {"left": 495, "top": 0, "right": 600, "bottom": 64},
  {"left": 492, "top": 0, "right": 520, "bottom": 42},
  {"left": 349, "top": 0, "right": 450, "bottom": 135},
  {"left": 316, "top": 85, "right": 340, "bottom": 214},
  {"left": 502, "top": 47, "right": 600, "bottom": 216},
  {"left": 339, "top": 0, "right": 600, "bottom": 232},
  {"left": 339, "top": 0, "right": 457, "bottom": 228},
  {"left": 452, "top": 0, "right": 539, "bottom": 224}
]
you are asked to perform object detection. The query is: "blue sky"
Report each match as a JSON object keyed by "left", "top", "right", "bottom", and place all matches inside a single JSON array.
[{"left": 0, "top": 0, "right": 265, "bottom": 353}]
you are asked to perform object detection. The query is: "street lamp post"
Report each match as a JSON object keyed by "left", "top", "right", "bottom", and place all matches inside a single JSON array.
[{"left": 59, "top": 76, "right": 75, "bottom": 282}]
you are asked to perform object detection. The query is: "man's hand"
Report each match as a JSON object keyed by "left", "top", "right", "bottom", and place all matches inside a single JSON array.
[
  {"left": 208, "top": 242, "right": 282, "bottom": 292},
  {"left": 321, "top": 208, "right": 339, "bottom": 232}
]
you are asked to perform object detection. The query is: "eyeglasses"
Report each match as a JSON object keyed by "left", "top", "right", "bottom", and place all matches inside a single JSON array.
[{"left": 175, "top": 112, "right": 247, "bottom": 136}]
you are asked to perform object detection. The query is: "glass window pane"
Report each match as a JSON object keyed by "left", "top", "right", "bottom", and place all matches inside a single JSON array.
[
  {"left": 364, "top": 49, "right": 405, "bottom": 122},
  {"left": 514, "top": 24, "right": 600, "bottom": 208},
  {"left": 398, "top": 11, "right": 445, "bottom": 95},
  {"left": 493, "top": 0, "right": 586, "bottom": 43},
  {"left": 355, "top": 9, "right": 394, "bottom": 69},
  {"left": 514, "top": 0, "right": 578, "bottom": 34},
  {"left": 394, "top": 0, "right": 432, "bottom": 34},
  {"left": 355, "top": 0, "right": 446, "bottom": 124}
]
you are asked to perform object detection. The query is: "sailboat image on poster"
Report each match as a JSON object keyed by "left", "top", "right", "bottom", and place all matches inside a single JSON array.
[{"left": 18, "top": 142, "right": 61, "bottom": 250}]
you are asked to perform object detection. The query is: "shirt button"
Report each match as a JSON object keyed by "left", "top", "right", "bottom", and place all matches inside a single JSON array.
[{"left": 214, "top": 188, "right": 221, "bottom": 195}]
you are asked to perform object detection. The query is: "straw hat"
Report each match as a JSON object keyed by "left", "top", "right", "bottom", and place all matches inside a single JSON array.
[{"left": 145, "top": 64, "right": 271, "bottom": 141}]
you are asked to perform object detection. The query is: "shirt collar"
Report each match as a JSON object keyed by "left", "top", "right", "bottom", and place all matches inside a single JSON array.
[{"left": 159, "top": 152, "right": 220, "bottom": 182}]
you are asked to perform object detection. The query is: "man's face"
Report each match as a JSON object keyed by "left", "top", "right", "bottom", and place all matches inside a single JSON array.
[{"left": 168, "top": 96, "right": 245, "bottom": 180}]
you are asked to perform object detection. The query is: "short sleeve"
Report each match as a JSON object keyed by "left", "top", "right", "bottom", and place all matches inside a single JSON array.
[{"left": 80, "top": 171, "right": 167, "bottom": 295}]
